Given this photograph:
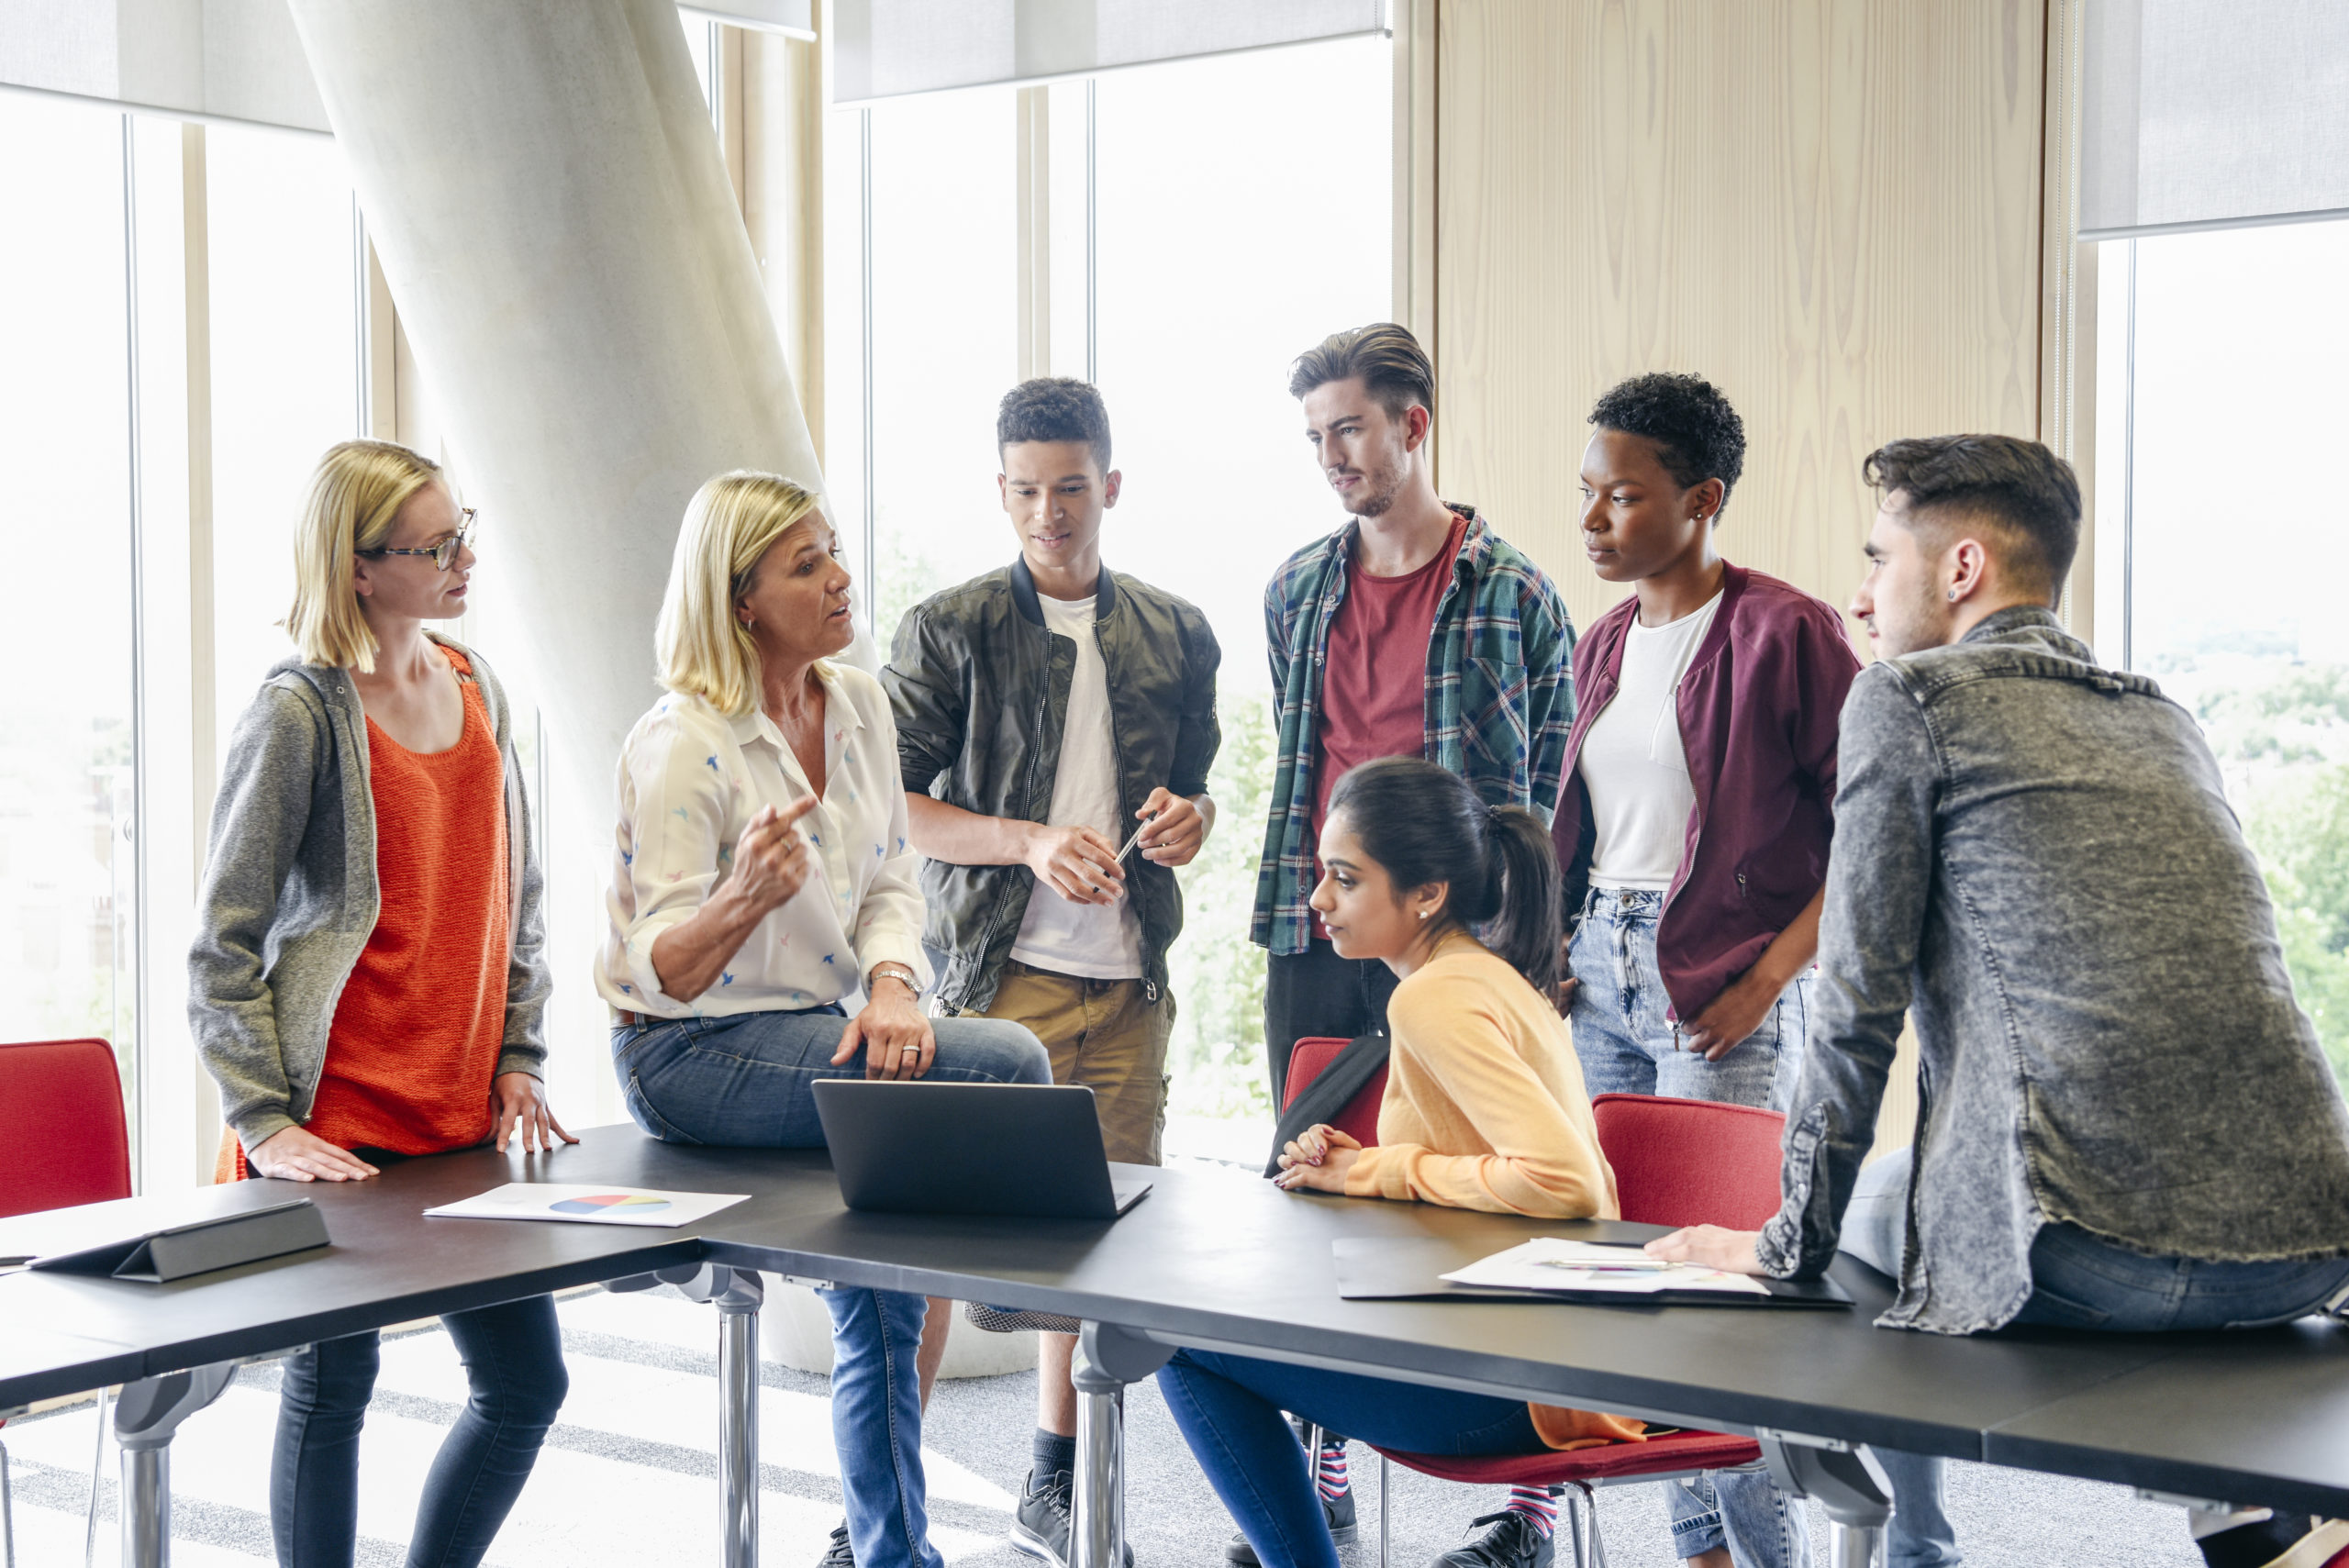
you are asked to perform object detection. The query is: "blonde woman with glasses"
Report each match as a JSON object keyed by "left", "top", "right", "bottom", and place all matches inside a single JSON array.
[
  {"left": 598, "top": 469, "right": 1049, "bottom": 1568},
  {"left": 190, "top": 439, "right": 573, "bottom": 1567}
]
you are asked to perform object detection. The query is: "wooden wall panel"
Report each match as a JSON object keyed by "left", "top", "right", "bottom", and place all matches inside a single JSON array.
[{"left": 1433, "top": 0, "right": 2048, "bottom": 636}]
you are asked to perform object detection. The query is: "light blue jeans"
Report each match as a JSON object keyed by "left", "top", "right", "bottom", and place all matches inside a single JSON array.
[
  {"left": 614, "top": 1004, "right": 1052, "bottom": 1568},
  {"left": 612, "top": 1005, "right": 1052, "bottom": 1147},
  {"left": 1841, "top": 1154, "right": 1963, "bottom": 1568},
  {"left": 1567, "top": 888, "right": 1810, "bottom": 1113},
  {"left": 1568, "top": 889, "right": 1812, "bottom": 1565},
  {"left": 1842, "top": 1149, "right": 2349, "bottom": 1568}
]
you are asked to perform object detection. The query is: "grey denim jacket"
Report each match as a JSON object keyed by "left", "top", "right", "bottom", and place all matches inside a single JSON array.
[
  {"left": 1758, "top": 607, "right": 2349, "bottom": 1333},
  {"left": 188, "top": 634, "right": 551, "bottom": 1151}
]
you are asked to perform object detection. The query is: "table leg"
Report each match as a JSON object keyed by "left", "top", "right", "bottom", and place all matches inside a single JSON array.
[
  {"left": 1067, "top": 1323, "right": 1173, "bottom": 1568},
  {"left": 1755, "top": 1429, "right": 1889, "bottom": 1568},
  {"left": 2, "top": 1429, "right": 15, "bottom": 1568},
  {"left": 717, "top": 1288, "right": 763, "bottom": 1567},
  {"left": 1828, "top": 1518, "right": 1883, "bottom": 1568},
  {"left": 112, "top": 1362, "right": 237, "bottom": 1568},
  {"left": 1071, "top": 1377, "right": 1124, "bottom": 1568},
  {"left": 603, "top": 1262, "right": 768, "bottom": 1565}
]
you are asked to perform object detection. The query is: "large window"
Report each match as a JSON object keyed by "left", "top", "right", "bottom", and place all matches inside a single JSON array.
[
  {"left": 2096, "top": 219, "right": 2349, "bottom": 1087},
  {"left": 829, "top": 37, "right": 1392, "bottom": 1157},
  {"left": 1092, "top": 41, "right": 1391, "bottom": 1153},
  {"left": 0, "top": 94, "right": 368, "bottom": 1185},
  {"left": 206, "top": 127, "right": 363, "bottom": 737},
  {"left": 0, "top": 95, "right": 138, "bottom": 1074},
  {"left": 854, "top": 90, "right": 1021, "bottom": 640}
]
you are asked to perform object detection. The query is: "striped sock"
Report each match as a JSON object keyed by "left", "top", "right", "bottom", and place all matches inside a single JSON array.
[
  {"left": 1506, "top": 1485, "right": 1559, "bottom": 1540},
  {"left": 1316, "top": 1440, "right": 1351, "bottom": 1502}
]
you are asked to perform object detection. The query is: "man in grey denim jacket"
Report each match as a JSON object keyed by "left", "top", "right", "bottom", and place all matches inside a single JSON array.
[{"left": 1654, "top": 435, "right": 2349, "bottom": 1568}]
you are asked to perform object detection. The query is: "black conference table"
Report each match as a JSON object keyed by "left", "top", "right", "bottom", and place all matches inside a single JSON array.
[{"left": 3, "top": 1124, "right": 2344, "bottom": 1568}]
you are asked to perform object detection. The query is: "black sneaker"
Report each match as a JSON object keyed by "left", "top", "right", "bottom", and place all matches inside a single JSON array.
[
  {"left": 1223, "top": 1488, "right": 1359, "bottom": 1566},
  {"left": 2195, "top": 1514, "right": 2348, "bottom": 1568},
  {"left": 1428, "top": 1510, "right": 1553, "bottom": 1568},
  {"left": 818, "top": 1522, "right": 855, "bottom": 1568},
  {"left": 1011, "top": 1468, "right": 1136, "bottom": 1568}
]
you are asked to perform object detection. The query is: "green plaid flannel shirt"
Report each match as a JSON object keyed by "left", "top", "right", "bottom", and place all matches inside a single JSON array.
[{"left": 1251, "top": 506, "right": 1577, "bottom": 954}]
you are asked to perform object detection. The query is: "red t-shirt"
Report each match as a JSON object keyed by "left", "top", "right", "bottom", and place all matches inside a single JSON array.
[{"left": 1309, "top": 516, "right": 1467, "bottom": 931}]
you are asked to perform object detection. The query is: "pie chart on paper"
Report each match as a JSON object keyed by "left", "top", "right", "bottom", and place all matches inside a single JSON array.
[
  {"left": 423, "top": 1183, "right": 749, "bottom": 1227},
  {"left": 550, "top": 1193, "right": 674, "bottom": 1217}
]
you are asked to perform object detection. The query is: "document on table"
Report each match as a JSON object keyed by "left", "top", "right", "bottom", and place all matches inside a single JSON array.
[
  {"left": 424, "top": 1184, "right": 750, "bottom": 1229},
  {"left": 1440, "top": 1238, "right": 1772, "bottom": 1296}
]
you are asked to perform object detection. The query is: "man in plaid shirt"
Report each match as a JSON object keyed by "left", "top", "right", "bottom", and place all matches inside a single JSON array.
[
  {"left": 1252, "top": 322, "right": 1576, "bottom": 1102},
  {"left": 1236, "top": 323, "right": 1575, "bottom": 1568}
]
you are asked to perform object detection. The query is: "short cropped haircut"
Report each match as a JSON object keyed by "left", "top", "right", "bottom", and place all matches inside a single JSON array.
[
  {"left": 1587, "top": 373, "right": 1746, "bottom": 504},
  {"left": 286, "top": 439, "right": 443, "bottom": 672},
  {"left": 998, "top": 377, "right": 1112, "bottom": 473},
  {"left": 1863, "top": 435, "right": 2082, "bottom": 594},
  {"left": 1288, "top": 323, "right": 1435, "bottom": 421},
  {"left": 656, "top": 470, "right": 826, "bottom": 717}
]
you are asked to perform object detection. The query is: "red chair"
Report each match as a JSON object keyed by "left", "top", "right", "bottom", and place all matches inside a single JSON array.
[
  {"left": 1590, "top": 1093, "right": 1789, "bottom": 1232},
  {"left": 1281, "top": 1035, "right": 1387, "bottom": 1148},
  {"left": 0, "top": 1037, "right": 134, "bottom": 1219},
  {"left": 0, "top": 1037, "right": 135, "bottom": 1567},
  {"left": 1291, "top": 1073, "right": 1787, "bottom": 1568}
]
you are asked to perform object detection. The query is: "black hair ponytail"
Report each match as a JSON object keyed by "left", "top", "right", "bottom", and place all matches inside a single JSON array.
[{"left": 1325, "top": 756, "right": 1563, "bottom": 993}]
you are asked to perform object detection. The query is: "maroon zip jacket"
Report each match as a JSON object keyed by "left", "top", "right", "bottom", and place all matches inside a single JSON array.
[{"left": 1551, "top": 564, "right": 1861, "bottom": 1022}]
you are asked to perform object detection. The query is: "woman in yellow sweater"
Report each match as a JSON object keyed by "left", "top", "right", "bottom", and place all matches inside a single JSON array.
[{"left": 1157, "top": 757, "right": 1649, "bottom": 1568}]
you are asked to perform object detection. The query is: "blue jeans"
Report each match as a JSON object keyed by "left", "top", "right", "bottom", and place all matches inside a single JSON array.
[
  {"left": 1569, "top": 888, "right": 1811, "bottom": 1564},
  {"left": 273, "top": 1295, "right": 568, "bottom": 1568},
  {"left": 1567, "top": 888, "right": 1809, "bottom": 1114},
  {"left": 823, "top": 1286, "right": 944, "bottom": 1568},
  {"left": 616, "top": 1004, "right": 1051, "bottom": 1568},
  {"left": 1842, "top": 1149, "right": 2349, "bottom": 1567},
  {"left": 612, "top": 1006, "right": 1052, "bottom": 1146},
  {"left": 1157, "top": 1350, "right": 1544, "bottom": 1568},
  {"left": 1840, "top": 1154, "right": 1961, "bottom": 1568}
]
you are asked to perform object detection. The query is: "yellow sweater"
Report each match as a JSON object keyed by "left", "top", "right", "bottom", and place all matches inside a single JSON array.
[
  {"left": 1345, "top": 944, "right": 1621, "bottom": 1219},
  {"left": 1340, "top": 940, "right": 1642, "bottom": 1451}
]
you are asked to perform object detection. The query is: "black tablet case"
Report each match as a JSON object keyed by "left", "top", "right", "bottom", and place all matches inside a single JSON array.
[{"left": 30, "top": 1197, "right": 329, "bottom": 1283}]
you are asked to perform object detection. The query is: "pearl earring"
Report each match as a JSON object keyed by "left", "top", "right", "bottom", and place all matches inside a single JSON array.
[{"left": 1418, "top": 910, "right": 1430, "bottom": 921}]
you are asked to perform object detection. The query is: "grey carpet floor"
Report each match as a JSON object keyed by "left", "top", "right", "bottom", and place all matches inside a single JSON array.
[{"left": 1, "top": 1284, "right": 2201, "bottom": 1566}]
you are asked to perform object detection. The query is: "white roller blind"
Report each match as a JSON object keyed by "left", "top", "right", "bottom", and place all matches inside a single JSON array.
[
  {"left": 2082, "top": 0, "right": 2349, "bottom": 239},
  {"left": 0, "top": 0, "right": 811, "bottom": 133},
  {"left": 832, "top": 0, "right": 1386, "bottom": 105}
]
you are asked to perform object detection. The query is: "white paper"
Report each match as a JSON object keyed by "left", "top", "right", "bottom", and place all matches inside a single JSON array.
[
  {"left": 1441, "top": 1237, "right": 1772, "bottom": 1296},
  {"left": 423, "top": 1184, "right": 750, "bottom": 1229}
]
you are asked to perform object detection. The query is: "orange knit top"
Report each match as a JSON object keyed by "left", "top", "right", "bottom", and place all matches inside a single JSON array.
[{"left": 305, "top": 647, "right": 511, "bottom": 1158}]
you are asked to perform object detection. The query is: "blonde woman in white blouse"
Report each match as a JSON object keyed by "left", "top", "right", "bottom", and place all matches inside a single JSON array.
[{"left": 597, "top": 470, "right": 1049, "bottom": 1568}]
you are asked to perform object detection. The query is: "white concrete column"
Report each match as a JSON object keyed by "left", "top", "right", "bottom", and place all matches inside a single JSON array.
[{"left": 282, "top": 0, "right": 834, "bottom": 823}]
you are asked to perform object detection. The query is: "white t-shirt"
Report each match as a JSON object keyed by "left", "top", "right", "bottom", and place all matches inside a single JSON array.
[
  {"left": 1577, "top": 591, "right": 1724, "bottom": 890},
  {"left": 1009, "top": 593, "right": 1146, "bottom": 979}
]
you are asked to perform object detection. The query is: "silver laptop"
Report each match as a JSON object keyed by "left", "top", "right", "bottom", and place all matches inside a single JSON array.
[{"left": 810, "top": 1080, "right": 1153, "bottom": 1218}]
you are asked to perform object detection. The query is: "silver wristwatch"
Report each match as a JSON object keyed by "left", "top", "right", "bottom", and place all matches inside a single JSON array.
[{"left": 867, "top": 962, "right": 919, "bottom": 996}]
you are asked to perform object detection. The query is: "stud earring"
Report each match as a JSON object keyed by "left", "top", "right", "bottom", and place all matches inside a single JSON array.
[
  {"left": 1947, "top": 589, "right": 1959, "bottom": 602},
  {"left": 1418, "top": 910, "right": 1430, "bottom": 921}
]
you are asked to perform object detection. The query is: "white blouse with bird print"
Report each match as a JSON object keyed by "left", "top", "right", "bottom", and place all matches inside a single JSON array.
[{"left": 596, "top": 661, "right": 931, "bottom": 1019}]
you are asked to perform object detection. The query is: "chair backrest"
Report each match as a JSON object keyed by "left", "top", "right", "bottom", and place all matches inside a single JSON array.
[
  {"left": 1282, "top": 1036, "right": 1387, "bottom": 1150},
  {"left": 0, "top": 1038, "right": 133, "bottom": 1218},
  {"left": 1590, "top": 1092, "right": 1786, "bottom": 1229}
]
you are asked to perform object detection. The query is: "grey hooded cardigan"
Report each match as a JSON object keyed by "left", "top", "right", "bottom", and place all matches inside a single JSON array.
[{"left": 188, "top": 633, "right": 551, "bottom": 1152}]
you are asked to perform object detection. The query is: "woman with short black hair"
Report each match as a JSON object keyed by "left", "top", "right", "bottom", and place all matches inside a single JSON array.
[{"left": 1556, "top": 373, "right": 1860, "bottom": 1568}]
